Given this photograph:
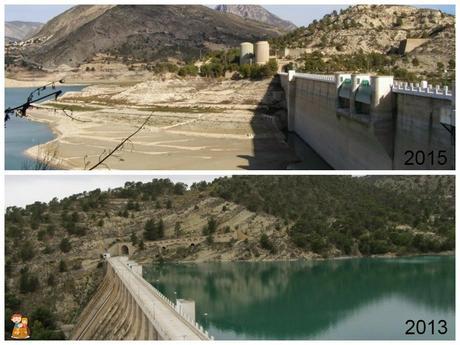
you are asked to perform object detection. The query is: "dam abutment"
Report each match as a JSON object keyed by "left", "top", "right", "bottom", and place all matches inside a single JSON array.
[{"left": 279, "top": 71, "right": 455, "bottom": 169}]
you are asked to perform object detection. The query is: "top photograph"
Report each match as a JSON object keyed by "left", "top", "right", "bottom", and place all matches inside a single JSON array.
[{"left": 4, "top": 4, "right": 456, "bottom": 170}]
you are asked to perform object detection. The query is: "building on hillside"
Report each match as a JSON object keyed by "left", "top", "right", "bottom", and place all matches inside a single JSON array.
[
  {"left": 283, "top": 47, "right": 314, "bottom": 58},
  {"left": 398, "top": 38, "right": 429, "bottom": 54}
]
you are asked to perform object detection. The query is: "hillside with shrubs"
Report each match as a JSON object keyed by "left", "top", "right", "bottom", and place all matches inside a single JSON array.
[{"left": 273, "top": 5, "right": 455, "bottom": 84}]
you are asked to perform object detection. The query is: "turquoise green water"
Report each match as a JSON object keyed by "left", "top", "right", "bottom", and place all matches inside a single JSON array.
[{"left": 143, "top": 256, "right": 455, "bottom": 340}]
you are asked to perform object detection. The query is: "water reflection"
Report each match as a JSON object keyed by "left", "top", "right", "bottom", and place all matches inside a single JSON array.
[{"left": 143, "top": 256, "right": 454, "bottom": 340}]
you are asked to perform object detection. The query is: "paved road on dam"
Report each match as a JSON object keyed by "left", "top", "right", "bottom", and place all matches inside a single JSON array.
[{"left": 109, "top": 257, "right": 208, "bottom": 340}]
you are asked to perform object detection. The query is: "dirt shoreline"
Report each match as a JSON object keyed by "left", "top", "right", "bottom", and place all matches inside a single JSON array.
[
  {"left": 5, "top": 77, "right": 88, "bottom": 88},
  {"left": 23, "top": 114, "right": 67, "bottom": 170},
  {"left": 21, "top": 78, "right": 298, "bottom": 170},
  {"left": 140, "top": 251, "right": 455, "bottom": 265}
]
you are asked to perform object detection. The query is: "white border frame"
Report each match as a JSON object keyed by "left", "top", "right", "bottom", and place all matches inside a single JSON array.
[{"left": 1, "top": 0, "right": 458, "bottom": 343}]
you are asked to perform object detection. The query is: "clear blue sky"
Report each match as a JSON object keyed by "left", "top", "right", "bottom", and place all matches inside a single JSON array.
[
  {"left": 5, "top": 4, "right": 455, "bottom": 27},
  {"left": 5, "top": 5, "right": 73, "bottom": 23}
]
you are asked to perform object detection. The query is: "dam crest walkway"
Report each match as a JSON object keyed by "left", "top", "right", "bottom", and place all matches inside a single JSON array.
[{"left": 71, "top": 256, "right": 211, "bottom": 340}]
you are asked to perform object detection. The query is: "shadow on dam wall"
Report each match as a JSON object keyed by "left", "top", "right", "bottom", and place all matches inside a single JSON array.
[
  {"left": 237, "top": 76, "right": 331, "bottom": 170},
  {"left": 278, "top": 71, "right": 455, "bottom": 170}
]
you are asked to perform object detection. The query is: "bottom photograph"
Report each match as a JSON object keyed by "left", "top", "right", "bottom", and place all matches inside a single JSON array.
[{"left": 4, "top": 175, "right": 455, "bottom": 340}]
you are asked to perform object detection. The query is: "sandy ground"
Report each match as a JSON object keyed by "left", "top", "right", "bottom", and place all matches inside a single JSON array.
[
  {"left": 5, "top": 64, "right": 162, "bottom": 88},
  {"left": 24, "top": 78, "right": 298, "bottom": 170},
  {"left": 5, "top": 77, "right": 133, "bottom": 88}
]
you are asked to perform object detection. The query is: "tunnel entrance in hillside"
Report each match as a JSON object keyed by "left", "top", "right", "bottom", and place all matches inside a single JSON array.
[{"left": 121, "top": 245, "right": 129, "bottom": 256}]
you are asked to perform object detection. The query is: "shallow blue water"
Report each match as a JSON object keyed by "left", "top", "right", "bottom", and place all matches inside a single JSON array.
[{"left": 5, "top": 85, "right": 86, "bottom": 170}]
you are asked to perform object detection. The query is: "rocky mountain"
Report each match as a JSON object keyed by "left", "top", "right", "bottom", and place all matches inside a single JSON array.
[
  {"left": 271, "top": 5, "right": 455, "bottom": 80},
  {"left": 31, "top": 5, "right": 115, "bottom": 44},
  {"left": 5, "top": 21, "right": 43, "bottom": 42},
  {"left": 272, "top": 5, "right": 454, "bottom": 54},
  {"left": 215, "top": 5, "right": 296, "bottom": 32},
  {"left": 22, "top": 5, "right": 282, "bottom": 68}
]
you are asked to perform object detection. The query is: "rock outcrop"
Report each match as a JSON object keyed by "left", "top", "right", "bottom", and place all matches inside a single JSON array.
[{"left": 215, "top": 5, "right": 296, "bottom": 32}]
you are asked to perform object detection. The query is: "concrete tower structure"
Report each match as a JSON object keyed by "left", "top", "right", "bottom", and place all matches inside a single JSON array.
[
  {"left": 240, "top": 42, "right": 254, "bottom": 65},
  {"left": 176, "top": 299, "right": 196, "bottom": 323},
  {"left": 255, "top": 41, "right": 270, "bottom": 65}
]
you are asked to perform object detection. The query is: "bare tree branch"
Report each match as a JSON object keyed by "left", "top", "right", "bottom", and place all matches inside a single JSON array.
[
  {"left": 61, "top": 108, "right": 90, "bottom": 122},
  {"left": 88, "top": 114, "right": 152, "bottom": 170},
  {"left": 5, "top": 79, "right": 65, "bottom": 123}
]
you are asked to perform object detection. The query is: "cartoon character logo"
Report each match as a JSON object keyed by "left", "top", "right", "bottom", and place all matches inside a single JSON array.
[{"left": 11, "top": 313, "right": 30, "bottom": 339}]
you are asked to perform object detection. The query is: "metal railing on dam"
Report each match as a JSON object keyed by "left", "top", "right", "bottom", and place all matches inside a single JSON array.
[
  {"left": 391, "top": 80, "right": 454, "bottom": 101},
  {"left": 278, "top": 70, "right": 455, "bottom": 170},
  {"left": 279, "top": 72, "right": 455, "bottom": 100},
  {"left": 71, "top": 256, "right": 212, "bottom": 340},
  {"left": 288, "top": 72, "right": 336, "bottom": 83}
]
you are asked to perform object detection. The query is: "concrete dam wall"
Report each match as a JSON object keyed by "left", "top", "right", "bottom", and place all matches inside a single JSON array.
[
  {"left": 393, "top": 88, "right": 454, "bottom": 170},
  {"left": 279, "top": 71, "right": 455, "bottom": 170},
  {"left": 71, "top": 256, "right": 211, "bottom": 340}
]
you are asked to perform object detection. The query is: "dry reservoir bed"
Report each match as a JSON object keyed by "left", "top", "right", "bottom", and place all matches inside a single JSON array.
[{"left": 26, "top": 77, "right": 298, "bottom": 170}]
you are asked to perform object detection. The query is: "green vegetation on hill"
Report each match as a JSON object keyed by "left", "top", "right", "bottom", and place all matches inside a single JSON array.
[
  {"left": 284, "top": 51, "right": 452, "bottom": 85},
  {"left": 5, "top": 176, "right": 454, "bottom": 262},
  {"left": 5, "top": 291, "right": 65, "bottom": 340},
  {"left": 199, "top": 49, "right": 240, "bottom": 77},
  {"left": 239, "top": 59, "right": 278, "bottom": 80},
  {"left": 4, "top": 178, "right": 187, "bottom": 339},
  {"left": 160, "top": 48, "right": 278, "bottom": 80},
  {"left": 289, "top": 51, "right": 421, "bottom": 81},
  {"left": 196, "top": 49, "right": 278, "bottom": 79},
  {"left": 116, "top": 48, "right": 279, "bottom": 80},
  {"left": 209, "top": 175, "right": 454, "bottom": 256}
]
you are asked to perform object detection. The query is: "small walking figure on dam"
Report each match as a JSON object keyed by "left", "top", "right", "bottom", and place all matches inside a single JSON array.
[{"left": 11, "top": 313, "right": 31, "bottom": 339}]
